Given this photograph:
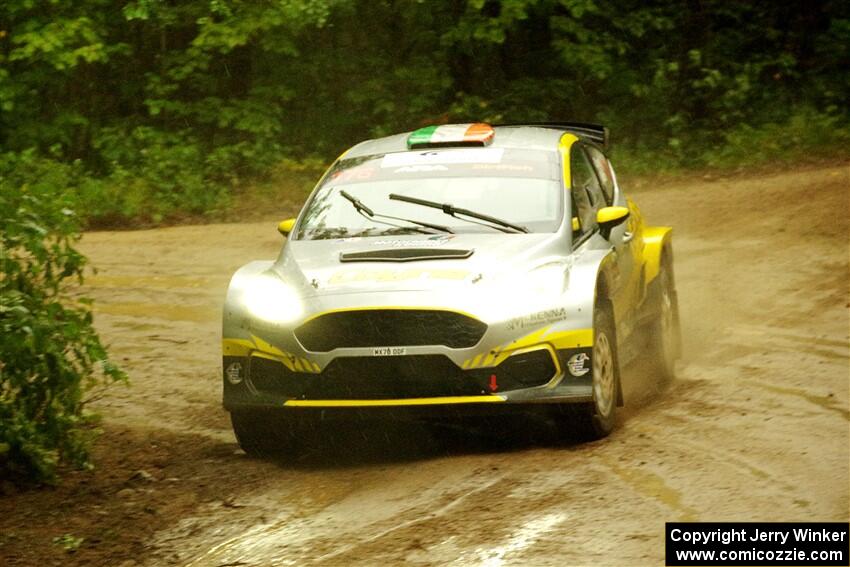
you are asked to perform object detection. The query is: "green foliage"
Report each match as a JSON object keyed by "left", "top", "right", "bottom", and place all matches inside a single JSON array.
[
  {"left": 702, "top": 107, "right": 850, "bottom": 169},
  {"left": 92, "top": 126, "right": 230, "bottom": 223},
  {"left": 612, "top": 107, "right": 850, "bottom": 175},
  {"left": 0, "top": 0, "right": 847, "bottom": 225},
  {"left": 0, "top": 172, "right": 126, "bottom": 483}
]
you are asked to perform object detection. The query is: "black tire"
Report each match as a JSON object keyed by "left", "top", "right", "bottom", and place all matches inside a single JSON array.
[
  {"left": 647, "top": 258, "right": 681, "bottom": 384},
  {"left": 558, "top": 302, "right": 620, "bottom": 441},
  {"left": 231, "top": 409, "right": 298, "bottom": 459}
]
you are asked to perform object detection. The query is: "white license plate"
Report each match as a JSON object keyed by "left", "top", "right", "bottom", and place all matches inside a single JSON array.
[{"left": 372, "top": 347, "right": 407, "bottom": 356}]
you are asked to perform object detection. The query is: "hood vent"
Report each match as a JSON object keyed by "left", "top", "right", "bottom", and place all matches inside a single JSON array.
[{"left": 339, "top": 248, "right": 474, "bottom": 263}]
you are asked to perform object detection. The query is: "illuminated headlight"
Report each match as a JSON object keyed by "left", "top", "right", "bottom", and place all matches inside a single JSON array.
[{"left": 242, "top": 276, "right": 303, "bottom": 324}]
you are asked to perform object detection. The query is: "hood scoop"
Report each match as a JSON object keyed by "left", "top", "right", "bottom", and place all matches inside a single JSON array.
[{"left": 339, "top": 248, "right": 474, "bottom": 263}]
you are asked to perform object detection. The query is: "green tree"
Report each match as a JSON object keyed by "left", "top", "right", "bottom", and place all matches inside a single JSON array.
[{"left": 0, "top": 0, "right": 848, "bottom": 224}]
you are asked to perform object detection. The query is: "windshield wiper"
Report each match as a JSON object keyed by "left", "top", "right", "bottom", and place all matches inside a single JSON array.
[
  {"left": 388, "top": 194, "right": 529, "bottom": 234},
  {"left": 339, "top": 190, "right": 453, "bottom": 234}
]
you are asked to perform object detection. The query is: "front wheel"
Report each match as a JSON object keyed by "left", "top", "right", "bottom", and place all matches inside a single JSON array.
[
  {"left": 231, "top": 409, "right": 298, "bottom": 459},
  {"left": 558, "top": 303, "right": 619, "bottom": 441}
]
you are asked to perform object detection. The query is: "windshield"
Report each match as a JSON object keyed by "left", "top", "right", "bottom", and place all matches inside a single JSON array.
[{"left": 295, "top": 147, "right": 564, "bottom": 240}]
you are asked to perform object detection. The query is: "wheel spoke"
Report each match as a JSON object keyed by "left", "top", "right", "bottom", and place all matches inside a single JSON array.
[
  {"left": 593, "top": 331, "right": 615, "bottom": 417},
  {"left": 658, "top": 273, "right": 676, "bottom": 369}
]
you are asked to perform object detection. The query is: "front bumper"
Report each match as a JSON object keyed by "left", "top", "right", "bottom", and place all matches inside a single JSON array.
[
  {"left": 222, "top": 345, "right": 593, "bottom": 412},
  {"left": 223, "top": 299, "right": 596, "bottom": 412}
]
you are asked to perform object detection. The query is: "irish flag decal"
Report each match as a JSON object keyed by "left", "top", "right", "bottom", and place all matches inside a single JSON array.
[{"left": 407, "top": 123, "right": 495, "bottom": 149}]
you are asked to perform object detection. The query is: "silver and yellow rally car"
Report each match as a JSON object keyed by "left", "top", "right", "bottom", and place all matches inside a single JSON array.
[{"left": 222, "top": 122, "right": 680, "bottom": 456}]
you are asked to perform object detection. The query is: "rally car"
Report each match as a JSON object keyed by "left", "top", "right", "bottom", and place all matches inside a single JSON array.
[{"left": 222, "top": 122, "right": 680, "bottom": 456}]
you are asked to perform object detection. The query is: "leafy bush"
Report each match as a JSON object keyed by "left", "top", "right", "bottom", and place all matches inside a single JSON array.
[
  {"left": 0, "top": 176, "right": 125, "bottom": 483},
  {"left": 701, "top": 107, "right": 850, "bottom": 168},
  {"left": 91, "top": 126, "right": 231, "bottom": 224},
  {"left": 611, "top": 107, "right": 850, "bottom": 176},
  {"left": 0, "top": 141, "right": 234, "bottom": 228}
]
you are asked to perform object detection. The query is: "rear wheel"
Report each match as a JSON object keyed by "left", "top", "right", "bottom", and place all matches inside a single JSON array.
[
  {"left": 231, "top": 409, "right": 298, "bottom": 459},
  {"left": 648, "top": 259, "right": 680, "bottom": 383},
  {"left": 558, "top": 303, "right": 619, "bottom": 440}
]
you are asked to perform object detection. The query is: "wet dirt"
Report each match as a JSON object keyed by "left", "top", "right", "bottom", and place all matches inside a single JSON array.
[{"left": 1, "top": 163, "right": 848, "bottom": 566}]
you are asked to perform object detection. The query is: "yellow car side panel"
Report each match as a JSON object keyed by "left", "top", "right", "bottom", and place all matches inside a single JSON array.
[
  {"left": 599, "top": 196, "right": 672, "bottom": 334},
  {"left": 621, "top": 197, "right": 672, "bottom": 298},
  {"left": 642, "top": 226, "right": 674, "bottom": 286}
]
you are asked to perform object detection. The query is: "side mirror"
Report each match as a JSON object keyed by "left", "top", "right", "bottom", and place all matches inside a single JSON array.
[
  {"left": 596, "top": 206, "right": 629, "bottom": 239},
  {"left": 277, "top": 218, "right": 296, "bottom": 236}
]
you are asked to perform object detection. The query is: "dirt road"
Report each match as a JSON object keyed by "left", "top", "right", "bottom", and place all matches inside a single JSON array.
[{"left": 2, "top": 163, "right": 848, "bottom": 566}]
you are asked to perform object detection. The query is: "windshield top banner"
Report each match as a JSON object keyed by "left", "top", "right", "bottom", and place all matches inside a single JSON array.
[{"left": 331, "top": 148, "right": 560, "bottom": 185}]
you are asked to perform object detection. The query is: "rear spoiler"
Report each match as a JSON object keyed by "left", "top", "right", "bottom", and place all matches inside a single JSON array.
[{"left": 495, "top": 122, "right": 610, "bottom": 151}]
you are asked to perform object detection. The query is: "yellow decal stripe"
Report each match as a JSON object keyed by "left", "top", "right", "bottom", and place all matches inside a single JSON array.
[
  {"left": 250, "top": 350, "right": 296, "bottom": 371},
  {"left": 547, "top": 328, "right": 594, "bottom": 349},
  {"left": 285, "top": 396, "right": 506, "bottom": 407},
  {"left": 506, "top": 325, "right": 552, "bottom": 350},
  {"left": 250, "top": 334, "right": 286, "bottom": 357},
  {"left": 222, "top": 339, "right": 255, "bottom": 357},
  {"left": 463, "top": 327, "right": 594, "bottom": 369},
  {"left": 250, "top": 350, "right": 278, "bottom": 362},
  {"left": 223, "top": 336, "right": 321, "bottom": 373}
]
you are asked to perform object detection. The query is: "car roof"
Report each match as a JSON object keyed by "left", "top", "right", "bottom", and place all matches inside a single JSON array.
[{"left": 343, "top": 125, "right": 569, "bottom": 160}]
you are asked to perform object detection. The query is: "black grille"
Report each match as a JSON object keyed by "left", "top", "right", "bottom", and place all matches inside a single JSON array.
[
  {"left": 248, "top": 356, "right": 303, "bottom": 397},
  {"left": 246, "top": 350, "right": 556, "bottom": 400},
  {"left": 496, "top": 350, "right": 557, "bottom": 389},
  {"left": 305, "top": 355, "right": 487, "bottom": 399},
  {"left": 294, "top": 310, "right": 487, "bottom": 352}
]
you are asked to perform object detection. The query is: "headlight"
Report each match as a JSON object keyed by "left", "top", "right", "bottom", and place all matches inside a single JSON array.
[{"left": 242, "top": 276, "right": 303, "bottom": 324}]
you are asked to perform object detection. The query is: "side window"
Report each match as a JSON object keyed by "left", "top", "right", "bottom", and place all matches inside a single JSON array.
[
  {"left": 576, "top": 148, "right": 606, "bottom": 209},
  {"left": 569, "top": 148, "right": 599, "bottom": 236},
  {"left": 586, "top": 146, "right": 616, "bottom": 205}
]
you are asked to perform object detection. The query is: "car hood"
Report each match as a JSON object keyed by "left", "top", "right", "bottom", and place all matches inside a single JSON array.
[{"left": 272, "top": 233, "right": 569, "bottom": 297}]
